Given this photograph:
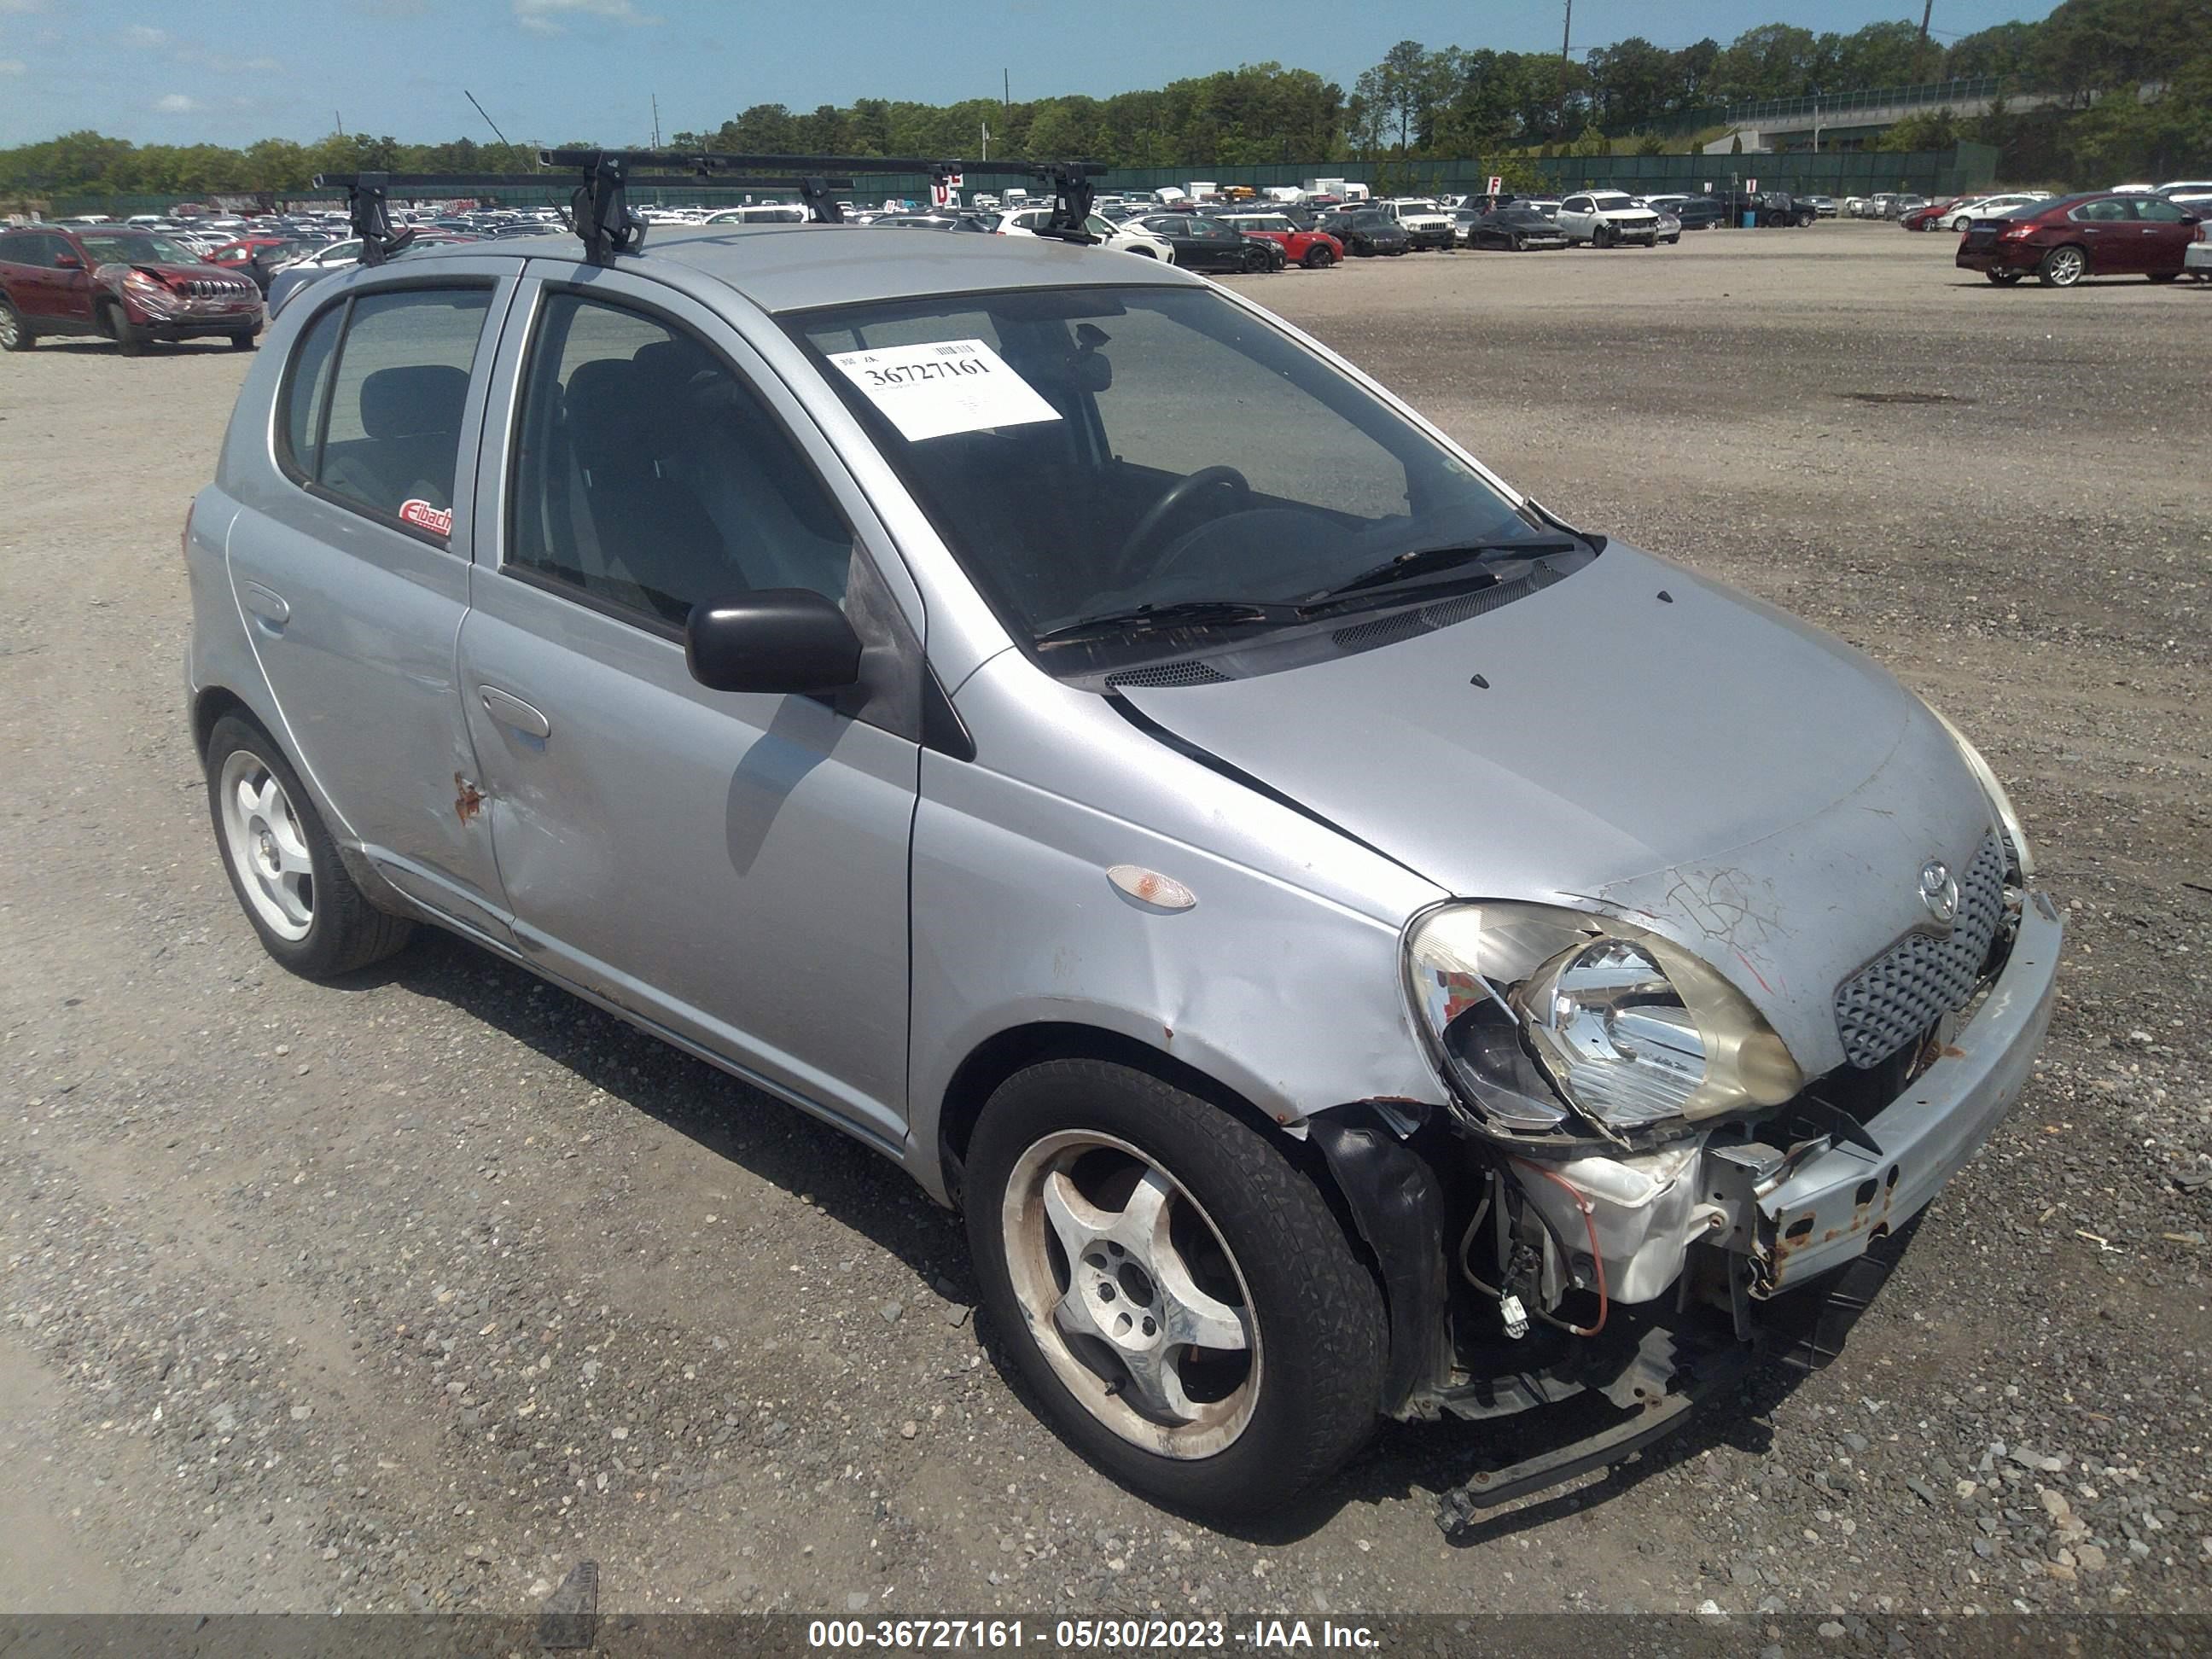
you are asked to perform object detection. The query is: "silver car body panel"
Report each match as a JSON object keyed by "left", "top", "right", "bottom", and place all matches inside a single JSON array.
[{"left": 1115, "top": 545, "right": 1994, "bottom": 1077}]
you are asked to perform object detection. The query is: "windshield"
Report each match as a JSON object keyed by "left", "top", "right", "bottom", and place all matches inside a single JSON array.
[
  {"left": 789, "top": 284, "right": 1564, "bottom": 673},
  {"left": 1591, "top": 195, "right": 1634, "bottom": 211},
  {"left": 77, "top": 232, "right": 206, "bottom": 266}
]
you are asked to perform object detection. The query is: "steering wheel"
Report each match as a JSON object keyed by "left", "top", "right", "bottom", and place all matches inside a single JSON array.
[{"left": 1116, "top": 467, "right": 1252, "bottom": 576}]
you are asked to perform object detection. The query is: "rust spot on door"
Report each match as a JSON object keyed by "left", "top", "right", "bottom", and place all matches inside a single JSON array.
[{"left": 454, "top": 772, "right": 485, "bottom": 825}]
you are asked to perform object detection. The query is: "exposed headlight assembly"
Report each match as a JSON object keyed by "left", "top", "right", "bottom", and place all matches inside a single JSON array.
[
  {"left": 1404, "top": 903, "right": 1802, "bottom": 1139},
  {"left": 1929, "top": 706, "right": 2034, "bottom": 882}
]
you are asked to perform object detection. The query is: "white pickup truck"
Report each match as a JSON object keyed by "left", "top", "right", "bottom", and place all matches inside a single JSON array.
[{"left": 1556, "top": 190, "right": 1664, "bottom": 247}]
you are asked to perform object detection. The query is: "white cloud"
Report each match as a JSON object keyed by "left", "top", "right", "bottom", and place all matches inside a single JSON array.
[
  {"left": 512, "top": 0, "right": 659, "bottom": 36},
  {"left": 241, "top": 54, "right": 283, "bottom": 72},
  {"left": 0, "top": 0, "right": 49, "bottom": 14},
  {"left": 124, "top": 24, "right": 169, "bottom": 48},
  {"left": 0, "top": 56, "right": 25, "bottom": 75},
  {"left": 155, "top": 93, "right": 198, "bottom": 113}
]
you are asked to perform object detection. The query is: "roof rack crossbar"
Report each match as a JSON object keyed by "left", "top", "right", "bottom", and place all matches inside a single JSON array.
[
  {"left": 313, "top": 171, "right": 852, "bottom": 193},
  {"left": 317, "top": 149, "right": 1109, "bottom": 265}
]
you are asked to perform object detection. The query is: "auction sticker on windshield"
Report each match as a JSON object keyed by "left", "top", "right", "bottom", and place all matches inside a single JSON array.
[{"left": 827, "top": 339, "right": 1061, "bottom": 442}]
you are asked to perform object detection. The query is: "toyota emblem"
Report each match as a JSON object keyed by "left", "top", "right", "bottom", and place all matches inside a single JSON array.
[{"left": 1919, "top": 859, "right": 1959, "bottom": 926}]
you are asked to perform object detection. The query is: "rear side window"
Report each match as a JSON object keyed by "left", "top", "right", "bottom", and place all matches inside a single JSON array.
[{"left": 277, "top": 286, "right": 493, "bottom": 540}]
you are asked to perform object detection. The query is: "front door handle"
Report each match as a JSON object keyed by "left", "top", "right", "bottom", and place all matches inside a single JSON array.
[{"left": 480, "top": 685, "right": 550, "bottom": 740}]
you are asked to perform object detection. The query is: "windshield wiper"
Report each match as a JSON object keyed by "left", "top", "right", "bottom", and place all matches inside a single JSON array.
[
  {"left": 1299, "top": 540, "right": 1577, "bottom": 612},
  {"left": 1032, "top": 599, "right": 1300, "bottom": 648}
]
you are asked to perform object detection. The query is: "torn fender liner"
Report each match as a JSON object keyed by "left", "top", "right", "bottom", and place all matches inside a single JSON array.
[{"left": 1310, "top": 1104, "right": 1449, "bottom": 1415}]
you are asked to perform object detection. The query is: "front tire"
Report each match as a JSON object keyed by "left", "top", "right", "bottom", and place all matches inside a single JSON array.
[
  {"left": 0, "top": 298, "right": 32, "bottom": 352},
  {"left": 106, "top": 302, "right": 147, "bottom": 356},
  {"left": 966, "top": 1060, "right": 1384, "bottom": 1516},
  {"left": 2148, "top": 271, "right": 2180, "bottom": 284},
  {"left": 1301, "top": 244, "right": 1335, "bottom": 268},
  {"left": 205, "top": 714, "right": 414, "bottom": 979},
  {"left": 230, "top": 330, "right": 260, "bottom": 349}
]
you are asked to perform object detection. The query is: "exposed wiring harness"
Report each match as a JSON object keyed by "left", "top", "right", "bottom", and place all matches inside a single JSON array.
[{"left": 1511, "top": 1157, "right": 1610, "bottom": 1338}]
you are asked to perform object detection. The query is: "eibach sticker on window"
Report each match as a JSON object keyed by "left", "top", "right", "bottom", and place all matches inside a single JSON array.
[{"left": 398, "top": 498, "right": 454, "bottom": 538}]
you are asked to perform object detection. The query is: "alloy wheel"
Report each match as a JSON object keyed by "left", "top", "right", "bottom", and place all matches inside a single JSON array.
[
  {"left": 218, "top": 748, "right": 314, "bottom": 940},
  {"left": 1000, "top": 1130, "right": 1260, "bottom": 1458}
]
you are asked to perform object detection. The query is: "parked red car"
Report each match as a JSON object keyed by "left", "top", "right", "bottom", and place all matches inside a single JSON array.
[
  {"left": 1955, "top": 190, "right": 2203, "bottom": 287},
  {"left": 1901, "top": 198, "right": 1966, "bottom": 231},
  {"left": 1215, "top": 211, "right": 1347, "bottom": 269},
  {"left": 0, "top": 223, "right": 262, "bottom": 352}
]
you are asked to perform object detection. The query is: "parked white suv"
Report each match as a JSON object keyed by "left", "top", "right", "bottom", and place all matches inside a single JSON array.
[
  {"left": 1375, "top": 198, "right": 1458, "bottom": 251},
  {"left": 1557, "top": 192, "right": 1662, "bottom": 247}
]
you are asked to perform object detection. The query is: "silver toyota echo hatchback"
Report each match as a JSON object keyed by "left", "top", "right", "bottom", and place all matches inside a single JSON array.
[{"left": 187, "top": 221, "right": 2061, "bottom": 1518}]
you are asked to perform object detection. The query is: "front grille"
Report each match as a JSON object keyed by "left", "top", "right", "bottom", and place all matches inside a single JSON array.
[
  {"left": 183, "top": 277, "right": 250, "bottom": 297},
  {"left": 1833, "top": 830, "right": 2007, "bottom": 1068},
  {"left": 1105, "top": 661, "right": 1229, "bottom": 689}
]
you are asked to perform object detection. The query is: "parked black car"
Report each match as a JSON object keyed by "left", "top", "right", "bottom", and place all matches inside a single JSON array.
[
  {"left": 1666, "top": 196, "right": 1729, "bottom": 230},
  {"left": 1314, "top": 211, "right": 1411, "bottom": 257},
  {"left": 1465, "top": 207, "right": 1569, "bottom": 252},
  {"left": 1132, "top": 213, "right": 1285, "bottom": 272},
  {"left": 1716, "top": 190, "right": 1816, "bottom": 227}
]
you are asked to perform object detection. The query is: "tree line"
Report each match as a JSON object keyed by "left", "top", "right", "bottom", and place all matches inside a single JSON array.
[{"left": 1, "top": 0, "right": 2202, "bottom": 203}]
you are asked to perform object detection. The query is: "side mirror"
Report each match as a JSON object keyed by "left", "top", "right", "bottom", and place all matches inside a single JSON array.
[
  {"left": 685, "top": 588, "right": 862, "bottom": 696},
  {"left": 51, "top": 253, "right": 81, "bottom": 269}
]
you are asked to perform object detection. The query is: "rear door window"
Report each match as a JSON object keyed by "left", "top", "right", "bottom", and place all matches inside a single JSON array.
[{"left": 278, "top": 286, "right": 494, "bottom": 540}]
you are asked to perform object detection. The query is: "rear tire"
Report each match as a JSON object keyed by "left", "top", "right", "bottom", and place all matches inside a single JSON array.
[
  {"left": 2037, "top": 245, "right": 2087, "bottom": 288},
  {"left": 965, "top": 1059, "right": 1385, "bottom": 1517},
  {"left": 205, "top": 714, "right": 414, "bottom": 980},
  {"left": 0, "top": 298, "right": 32, "bottom": 351}
]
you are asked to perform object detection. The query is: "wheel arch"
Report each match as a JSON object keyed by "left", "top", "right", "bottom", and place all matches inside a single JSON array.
[{"left": 936, "top": 1021, "right": 1313, "bottom": 1209}]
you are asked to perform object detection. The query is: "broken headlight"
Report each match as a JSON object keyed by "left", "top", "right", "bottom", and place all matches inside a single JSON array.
[
  {"left": 1403, "top": 903, "right": 1802, "bottom": 1136},
  {"left": 1929, "top": 706, "right": 2034, "bottom": 882}
]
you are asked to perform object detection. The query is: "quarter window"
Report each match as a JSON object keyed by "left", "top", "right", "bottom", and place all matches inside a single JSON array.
[
  {"left": 280, "top": 286, "right": 492, "bottom": 536},
  {"left": 507, "top": 291, "right": 855, "bottom": 628}
]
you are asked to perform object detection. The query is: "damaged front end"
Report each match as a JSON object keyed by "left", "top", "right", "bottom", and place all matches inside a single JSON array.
[{"left": 1313, "top": 802, "right": 2061, "bottom": 1531}]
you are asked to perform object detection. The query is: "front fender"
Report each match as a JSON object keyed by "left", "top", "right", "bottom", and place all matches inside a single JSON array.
[{"left": 905, "top": 734, "right": 1450, "bottom": 1203}]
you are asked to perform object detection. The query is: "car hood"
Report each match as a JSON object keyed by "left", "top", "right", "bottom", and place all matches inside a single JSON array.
[{"left": 1113, "top": 544, "right": 1994, "bottom": 1074}]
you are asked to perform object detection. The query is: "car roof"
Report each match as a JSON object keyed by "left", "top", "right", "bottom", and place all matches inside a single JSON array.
[{"left": 391, "top": 221, "right": 1208, "bottom": 313}]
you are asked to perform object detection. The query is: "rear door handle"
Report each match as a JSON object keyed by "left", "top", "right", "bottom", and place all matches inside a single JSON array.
[
  {"left": 242, "top": 581, "right": 290, "bottom": 626},
  {"left": 480, "top": 685, "right": 550, "bottom": 740}
]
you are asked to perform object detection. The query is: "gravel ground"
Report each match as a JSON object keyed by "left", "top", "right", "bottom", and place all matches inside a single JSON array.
[{"left": 1, "top": 223, "right": 2207, "bottom": 1621}]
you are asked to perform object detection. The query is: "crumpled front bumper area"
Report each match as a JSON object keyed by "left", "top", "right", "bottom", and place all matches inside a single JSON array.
[{"left": 1715, "top": 893, "right": 2062, "bottom": 1294}]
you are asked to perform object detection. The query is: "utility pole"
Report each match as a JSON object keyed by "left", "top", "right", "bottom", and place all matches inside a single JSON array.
[
  {"left": 335, "top": 111, "right": 345, "bottom": 137},
  {"left": 1918, "top": 0, "right": 1934, "bottom": 44},
  {"left": 1559, "top": 0, "right": 1574, "bottom": 138},
  {"left": 650, "top": 92, "right": 661, "bottom": 148}
]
